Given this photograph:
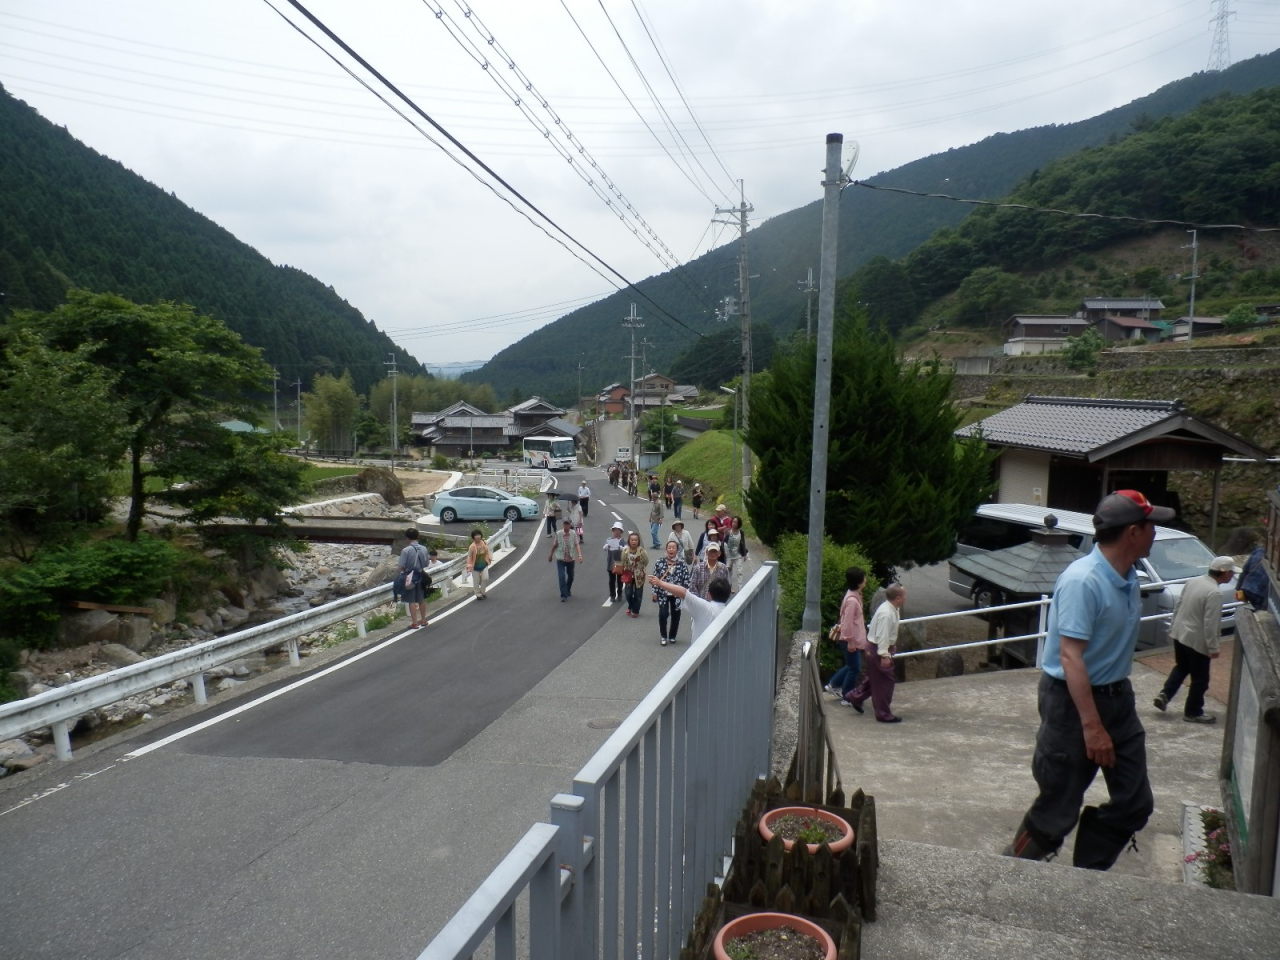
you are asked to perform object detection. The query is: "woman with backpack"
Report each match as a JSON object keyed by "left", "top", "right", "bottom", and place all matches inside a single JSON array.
[{"left": 398, "top": 527, "right": 431, "bottom": 628}]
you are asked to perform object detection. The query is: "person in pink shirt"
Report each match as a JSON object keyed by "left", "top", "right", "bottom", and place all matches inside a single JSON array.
[
  {"left": 825, "top": 567, "right": 868, "bottom": 702},
  {"left": 712, "top": 503, "right": 733, "bottom": 538}
]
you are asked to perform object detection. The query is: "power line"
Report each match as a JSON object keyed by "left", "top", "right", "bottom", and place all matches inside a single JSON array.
[
  {"left": 850, "top": 180, "right": 1280, "bottom": 232},
  {"left": 557, "top": 0, "right": 718, "bottom": 205},
  {"left": 590, "top": 0, "right": 736, "bottom": 204},
  {"left": 418, "top": 0, "right": 684, "bottom": 272},
  {"left": 262, "top": 0, "right": 705, "bottom": 345},
  {"left": 626, "top": 0, "right": 737, "bottom": 189}
]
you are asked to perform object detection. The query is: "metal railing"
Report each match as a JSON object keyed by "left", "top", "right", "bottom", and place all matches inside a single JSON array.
[
  {"left": 795, "top": 638, "right": 843, "bottom": 804},
  {"left": 420, "top": 561, "right": 781, "bottom": 960},
  {"left": 0, "top": 522, "right": 514, "bottom": 761},
  {"left": 891, "top": 588, "right": 1243, "bottom": 666}
]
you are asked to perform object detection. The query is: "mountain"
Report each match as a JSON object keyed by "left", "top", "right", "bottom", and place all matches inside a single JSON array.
[
  {"left": 463, "top": 50, "right": 1280, "bottom": 403},
  {"left": 0, "top": 84, "right": 419, "bottom": 394}
]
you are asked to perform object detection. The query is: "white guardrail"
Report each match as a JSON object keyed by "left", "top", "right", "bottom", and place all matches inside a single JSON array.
[
  {"left": 0, "top": 522, "right": 515, "bottom": 762},
  {"left": 892, "top": 585, "right": 1243, "bottom": 663}
]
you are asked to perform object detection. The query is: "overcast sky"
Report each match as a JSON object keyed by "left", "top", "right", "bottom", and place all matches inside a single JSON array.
[{"left": 3, "top": 1, "right": 1277, "bottom": 368}]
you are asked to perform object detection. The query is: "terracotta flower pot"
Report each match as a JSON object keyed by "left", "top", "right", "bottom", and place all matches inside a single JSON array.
[
  {"left": 758, "top": 805, "right": 855, "bottom": 855},
  {"left": 713, "top": 911, "right": 836, "bottom": 960}
]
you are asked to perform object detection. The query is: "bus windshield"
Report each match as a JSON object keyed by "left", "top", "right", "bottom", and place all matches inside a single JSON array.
[{"left": 550, "top": 438, "right": 575, "bottom": 459}]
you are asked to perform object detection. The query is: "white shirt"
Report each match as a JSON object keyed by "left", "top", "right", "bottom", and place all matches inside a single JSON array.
[
  {"left": 578, "top": 484, "right": 591, "bottom": 498},
  {"left": 867, "top": 600, "right": 901, "bottom": 656},
  {"left": 682, "top": 594, "right": 727, "bottom": 642}
]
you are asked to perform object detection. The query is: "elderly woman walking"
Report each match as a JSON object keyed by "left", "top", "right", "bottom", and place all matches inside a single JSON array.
[
  {"left": 620, "top": 531, "right": 650, "bottom": 619},
  {"left": 650, "top": 540, "right": 690, "bottom": 645}
]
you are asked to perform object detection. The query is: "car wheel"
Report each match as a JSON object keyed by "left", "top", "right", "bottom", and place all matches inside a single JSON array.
[
  {"left": 973, "top": 582, "right": 1002, "bottom": 619},
  {"left": 504, "top": 507, "right": 520, "bottom": 522},
  {"left": 440, "top": 508, "right": 457, "bottom": 523}
]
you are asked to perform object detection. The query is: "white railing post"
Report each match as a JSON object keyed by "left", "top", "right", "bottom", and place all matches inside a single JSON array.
[
  {"left": 356, "top": 615, "right": 367, "bottom": 638},
  {"left": 1035, "top": 594, "right": 1049, "bottom": 669},
  {"left": 192, "top": 672, "right": 207, "bottom": 705},
  {"left": 286, "top": 638, "right": 300, "bottom": 666},
  {"left": 51, "top": 719, "right": 71, "bottom": 761},
  {"left": 550, "top": 793, "right": 586, "bottom": 960}
]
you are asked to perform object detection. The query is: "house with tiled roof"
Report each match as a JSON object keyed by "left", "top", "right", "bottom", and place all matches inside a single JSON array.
[
  {"left": 1096, "top": 314, "right": 1162, "bottom": 344},
  {"left": 1001, "top": 315, "right": 1092, "bottom": 355},
  {"left": 1081, "top": 297, "right": 1164, "bottom": 321},
  {"left": 956, "top": 396, "right": 1272, "bottom": 540},
  {"left": 412, "top": 397, "right": 576, "bottom": 457}
]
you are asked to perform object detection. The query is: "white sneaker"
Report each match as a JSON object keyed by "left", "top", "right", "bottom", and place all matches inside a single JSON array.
[{"left": 660, "top": 637, "right": 667, "bottom": 646}]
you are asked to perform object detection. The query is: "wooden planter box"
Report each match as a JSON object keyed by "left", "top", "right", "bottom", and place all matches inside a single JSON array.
[{"left": 679, "top": 776, "right": 878, "bottom": 960}]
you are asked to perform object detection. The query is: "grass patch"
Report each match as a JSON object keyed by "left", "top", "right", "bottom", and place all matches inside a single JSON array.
[
  {"left": 656, "top": 430, "right": 752, "bottom": 534},
  {"left": 677, "top": 406, "right": 728, "bottom": 421},
  {"left": 299, "top": 465, "right": 362, "bottom": 484}
]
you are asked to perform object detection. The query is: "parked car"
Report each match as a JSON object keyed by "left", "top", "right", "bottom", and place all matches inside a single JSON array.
[
  {"left": 429, "top": 486, "right": 540, "bottom": 523},
  {"left": 947, "top": 502, "right": 1238, "bottom": 648}
]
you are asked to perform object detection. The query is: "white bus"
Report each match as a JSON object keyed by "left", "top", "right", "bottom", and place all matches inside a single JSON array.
[{"left": 523, "top": 435, "right": 577, "bottom": 471}]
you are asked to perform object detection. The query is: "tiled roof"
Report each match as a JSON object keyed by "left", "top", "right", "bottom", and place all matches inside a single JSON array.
[
  {"left": 508, "top": 396, "right": 565, "bottom": 415},
  {"left": 544, "top": 417, "right": 581, "bottom": 437},
  {"left": 440, "top": 415, "right": 511, "bottom": 428},
  {"left": 949, "top": 535, "right": 1084, "bottom": 596},
  {"left": 1083, "top": 298, "right": 1165, "bottom": 310},
  {"left": 1006, "top": 315, "right": 1090, "bottom": 325},
  {"left": 1100, "top": 315, "right": 1158, "bottom": 329},
  {"left": 955, "top": 397, "right": 1181, "bottom": 455}
]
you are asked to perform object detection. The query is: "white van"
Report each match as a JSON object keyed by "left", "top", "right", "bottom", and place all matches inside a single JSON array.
[{"left": 947, "top": 502, "right": 1236, "bottom": 648}]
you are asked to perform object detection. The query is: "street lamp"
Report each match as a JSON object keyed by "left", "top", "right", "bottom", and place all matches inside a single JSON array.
[{"left": 720, "top": 385, "right": 739, "bottom": 501}]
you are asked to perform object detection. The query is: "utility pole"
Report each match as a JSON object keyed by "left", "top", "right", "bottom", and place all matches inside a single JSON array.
[
  {"left": 272, "top": 368, "right": 280, "bottom": 432},
  {"left": 798, "top": 267, "right": 817, "bottom": 339},
  {"left": 802, "top": 134, "right": 849, "bottom": 633},
  {"left": 716, "top": 180, "right": 754, "bottom": 490},
  {"left": 623, "top": 303, "right": 644, "bottom": 471},
  {"left": 1184, "top": 229, "right": 1199, "bottom": 347},
  {"left": 577, "top": 359, "right": 585, "bottom": 417},
  {"left": 384, "top": 354, "right": 399, "bottom": 469},
  {"left": 639, "top": 338, "right": 653, "bottom": 465},
  {"left": 293, "top": 379, "right": 304, "bottom": 448}
]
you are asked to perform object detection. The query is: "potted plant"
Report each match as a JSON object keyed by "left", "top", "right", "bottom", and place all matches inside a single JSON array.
[
  {"left": 713, "top": 912, "right": 836, "bottom": 960},
  {"left": 758, "top": 806, "right": 855, "bottom": 855}
]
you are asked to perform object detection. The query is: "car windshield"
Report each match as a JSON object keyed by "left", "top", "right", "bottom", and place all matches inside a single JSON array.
[{"left": 1146, "top": 536, "right": 1216, "bottom": 582}]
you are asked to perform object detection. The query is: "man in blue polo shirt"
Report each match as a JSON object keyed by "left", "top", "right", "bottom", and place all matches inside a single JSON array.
[{"left": 1004, "top": 489, "right": 1173, "bottom": 870}]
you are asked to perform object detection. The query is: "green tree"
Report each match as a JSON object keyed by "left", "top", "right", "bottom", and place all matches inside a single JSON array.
[
  {"left": 13, "top": 291, "right": 275, "bottom": 541},
  {"left": 303, "top": 371, "right": 361, "bottom": 455},
  {"left": 1061, "top": 328, "right": 1105, "bottom": 371},
  {"left": 0, "top": 330, "right": 128, "bottom": 555},
  {"left": 639, "top": 405, "right": 687, "bottom": 457},
  {"left": 745, "top": 312, "right": 994, "bottom": 573},
  {"left": 848, "top": 256, "right": 919, "bottom": 335},
  {"left": 150, "top": 422, "right": 304, "bottom": 539},
  {"left": 955, "top": 267, "right": 1032, "bottom": 327},
  {"left": 1222, "top": 303, "right": 1256, "bottom": 331}
]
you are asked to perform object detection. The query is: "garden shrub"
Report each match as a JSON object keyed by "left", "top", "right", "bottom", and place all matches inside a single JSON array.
[
  {"left": 0, "top": 535, "right": 181, "bottom": 647},
  {"left": 775, "top": 533, "right": 880, "bottom": 675}
]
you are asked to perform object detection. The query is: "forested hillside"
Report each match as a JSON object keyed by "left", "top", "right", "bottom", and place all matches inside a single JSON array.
[
  {"left": 0, "top": 85, "right": 418, "bottom": 393},
  {"left": 852, "top": 84, "right": 1280, "bottom": 332},
  {"left": 465, "top": 50, "right": 1280, "bottom": 402}
]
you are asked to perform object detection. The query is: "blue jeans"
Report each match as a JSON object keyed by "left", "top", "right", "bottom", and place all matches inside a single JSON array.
[
  {"left": 673, "top": 498, "right": 683, "bottom": 518},
  {"left": 555, "top": 559, "right": 576, "bottom": 598},
  {"left": 650, "top": 522, "right": 661, "bottom": 548},
  {"left": 828, "top": 647, "right": 862, "bottom": 695}
]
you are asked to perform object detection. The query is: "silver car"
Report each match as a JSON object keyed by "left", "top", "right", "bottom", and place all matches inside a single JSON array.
[
  {"left": 429, "top": 486, "right": 539, "bottom": 524},
  {"left": 947, "top": 502, "right": 1237, "bottom": 648}
]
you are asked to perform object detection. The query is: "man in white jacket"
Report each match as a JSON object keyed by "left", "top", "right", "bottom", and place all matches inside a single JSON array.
[
  {"left": 846, "top": 584, "right": 907, "bottom": 723},
  {"left": 1154, "top": 556, "right": 1235, "bottom": 723}
]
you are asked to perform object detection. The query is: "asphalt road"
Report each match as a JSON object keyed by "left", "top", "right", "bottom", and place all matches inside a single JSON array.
[{"left": 0, "top": 467, "right": 665, "bottom": 960}]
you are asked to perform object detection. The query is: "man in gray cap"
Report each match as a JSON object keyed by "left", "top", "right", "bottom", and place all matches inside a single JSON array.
[
  {"left": 1005, "top": 490, "right": 1174, "bottom": 870},
  {"left": 1154, "top": 555, "right": 1236, "bottom": 723}
]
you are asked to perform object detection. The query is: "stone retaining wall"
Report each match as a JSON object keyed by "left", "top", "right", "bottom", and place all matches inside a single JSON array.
[{"left": 286, "top": 493, "right": 411, "bottom": 520}]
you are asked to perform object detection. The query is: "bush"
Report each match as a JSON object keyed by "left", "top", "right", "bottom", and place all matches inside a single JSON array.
[
  {"left": 0, "top": 535, "right": 181, "bottom": 647},
  {"left": 775, "top": 533, "right": 880, "bottom": 675},
  {"left": 431, "top": 454, "right": 450, "bottom": 470}
]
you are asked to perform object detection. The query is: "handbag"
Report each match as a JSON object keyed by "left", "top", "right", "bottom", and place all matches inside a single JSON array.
[
  {"left": 611, "top": 561, "right": 625, "bottom": 575},
  {"left": 621, "top": 570, "right": 633, "bottom": 584},
  {"left": 827, "top": 623, "right": 841, "bottom": 643}
]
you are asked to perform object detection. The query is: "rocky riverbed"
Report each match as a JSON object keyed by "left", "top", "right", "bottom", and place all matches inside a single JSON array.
[{"left": 1, "top": 493, "right": 461, "bottom": 778}]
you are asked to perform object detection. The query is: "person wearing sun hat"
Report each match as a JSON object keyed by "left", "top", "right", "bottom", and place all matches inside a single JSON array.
[
  {"left": 603, "top": 520, "right": 627, "bottom": 603},
  {"left": 1004, "top": 489, "right": 1174, "bottom": 871},
  {"left": 668, "top": 516, "right": 695, "bottom": 565},
  {"left": 1154, "top": 554, "right": 1236, "bottom": 723}
]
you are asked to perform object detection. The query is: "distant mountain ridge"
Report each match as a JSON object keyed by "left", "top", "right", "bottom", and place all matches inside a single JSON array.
[
  {"left": 0, "top": 84, "right": 419, "bottom": 394},
  {"left": 463, "top": 50, "right": 1280, "bottom": 403}
]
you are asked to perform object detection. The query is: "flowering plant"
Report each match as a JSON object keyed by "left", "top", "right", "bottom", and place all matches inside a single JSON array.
[{"left": 1184, "top": 808, "right": 1235, "bottom": 890}]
